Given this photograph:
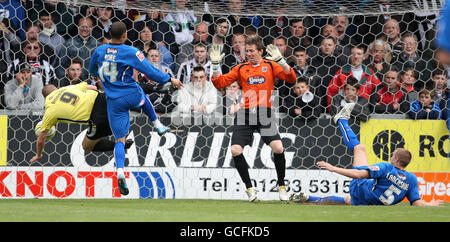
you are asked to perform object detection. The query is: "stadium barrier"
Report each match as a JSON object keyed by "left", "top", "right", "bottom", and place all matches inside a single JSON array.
[{"left": 0, "top": 111, "right": 448, "bottom": 202}]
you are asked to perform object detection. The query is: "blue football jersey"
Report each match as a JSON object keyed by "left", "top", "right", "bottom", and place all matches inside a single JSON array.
[
  {"left": 350, "top": 162, "right": 421, "bottom": 206},
  {"left": 437, "top": 1, "right": 450, "bottom": 52},
  {"left": 89, "top": 44, "right": 171, "bottom": 99}
]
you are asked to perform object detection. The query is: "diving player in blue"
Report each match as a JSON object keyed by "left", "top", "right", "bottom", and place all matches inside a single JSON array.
[
  {"left": 290, "top": 103, "right": 442, "bottom": 206},
  {"left": 89, "top": 22, "right": 183, "bottom": 196}
]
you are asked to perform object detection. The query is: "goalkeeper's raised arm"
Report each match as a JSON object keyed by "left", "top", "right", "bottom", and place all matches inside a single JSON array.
[
  {"left": 210, "top": 44, "right": 225, "bottom": 79},
  {"left": 265, "top": 43, "right": 292, "bottom": 74},
  {"left": 210, "top": 36, "right": 296, "bottom": 96}
]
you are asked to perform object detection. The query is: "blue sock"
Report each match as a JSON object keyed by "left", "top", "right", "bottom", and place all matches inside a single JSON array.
[
  {"left": 337, "top": 119, "right": 360, "bottom": 151},
  {"left": 114, "top": 141, "right": 125, "bottom": 169},
  {"left": 141, "top": 96, "right": 157, "bottom": 122},
  {"left": 308, "top": 196, "right": 346, "bottom": 205}
]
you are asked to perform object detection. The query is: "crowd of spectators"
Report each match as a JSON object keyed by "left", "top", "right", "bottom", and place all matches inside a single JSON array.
[{"left": 0, "top": 0, "right": 448, "bottom": 125}]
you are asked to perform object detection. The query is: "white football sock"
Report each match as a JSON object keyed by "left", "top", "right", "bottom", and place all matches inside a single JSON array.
[
  {"left": 153, "top": 119, "right": 164, "bottom": 129},
  {"left": 117, "top": 168, "right": 125, "bottom": 177}
]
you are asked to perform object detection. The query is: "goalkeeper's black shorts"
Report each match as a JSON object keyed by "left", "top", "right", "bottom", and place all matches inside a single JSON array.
[{"left": 231, "top": 107, "right": 281, "bottom": 147}]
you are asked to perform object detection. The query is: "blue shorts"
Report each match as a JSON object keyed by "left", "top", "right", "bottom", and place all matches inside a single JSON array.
[
  {"left": 349, "top": 178, "right": 382, "bottom": 206},
  {"left": 107, "top": 92, "right": 146, "bottom": 139},
  {"left": 349, "top": 179, "right": 371, "bottom": 205}
]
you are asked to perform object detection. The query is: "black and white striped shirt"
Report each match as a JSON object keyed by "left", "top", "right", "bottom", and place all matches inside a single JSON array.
[
  {"left": 176, "top": 59, "right": 212, "bottom": 83},
  {"left": 6, "top": 58, "right": 57, "bottom": 86}
]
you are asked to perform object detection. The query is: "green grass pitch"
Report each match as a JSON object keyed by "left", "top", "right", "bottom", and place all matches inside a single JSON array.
[{"left": 0, "top": 199, "right": 448, "bottom": 222}]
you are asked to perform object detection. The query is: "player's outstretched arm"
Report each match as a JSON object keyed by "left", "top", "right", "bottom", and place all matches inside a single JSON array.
[
  {"left": 412, "top": 199, "right": 443, "bottom": 207},
  {"left": 170, "top": 77, "right": 183, "bottom": 89},
  {"left": 30, "top": 129, "right": 49, "bottom": 163},
  {"left": 317, "top": 161, "right": 369, "bottom": 179}
]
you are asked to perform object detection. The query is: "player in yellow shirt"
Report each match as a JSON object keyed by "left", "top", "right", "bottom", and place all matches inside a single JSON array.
[{"left": 30, "top": 82, "right": 133, "bottom": 163}]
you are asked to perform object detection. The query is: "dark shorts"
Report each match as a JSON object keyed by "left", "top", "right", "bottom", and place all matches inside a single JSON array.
[
  {"left": 86, "top": 92, "right": 113, "bottom": 140},
  {"left": 231, "top": 107, "right": 281, "bottom": 147}
]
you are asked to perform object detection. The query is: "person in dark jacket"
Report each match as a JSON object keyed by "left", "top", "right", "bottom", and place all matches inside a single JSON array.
[
  {"left": 49, "top": 57, "right": 85, "bottom": 87},
  {"left": 407, "top": 89, "right": 442, "bottom": 120},
  {"left": 281, "top": 77, "right": 322, "bottom": 120},
  {"left": 330, "top": 76, "right": 371, "bottom": 122},
  {"left": 309, "top": 36, "right": 347, "bottom": 111},
  {"left": 391, "top": 32, "right": 435, "bottom": 91},
  {"left": 130, "top": 10, "right": 178, "bottom": 58}
]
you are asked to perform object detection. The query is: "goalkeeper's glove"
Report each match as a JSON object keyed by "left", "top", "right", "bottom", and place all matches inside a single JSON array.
[
  {"left": 209, "top": 44, "right": 225, "bottom": 72},
  {"left": 265, "top": 44, "right": 287, "bottom": 67}
]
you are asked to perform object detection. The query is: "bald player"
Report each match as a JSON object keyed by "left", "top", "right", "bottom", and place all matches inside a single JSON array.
[{"left": 30, "top": 83, "right": 133, "bottom": 163}]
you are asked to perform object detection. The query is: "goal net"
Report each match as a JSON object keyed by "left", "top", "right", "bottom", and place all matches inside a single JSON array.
[{"left": 0, "top": 0, "right": 448, "bottom": 202}]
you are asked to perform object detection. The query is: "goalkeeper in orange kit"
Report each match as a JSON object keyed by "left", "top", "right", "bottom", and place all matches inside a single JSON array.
[{"left": 210, "top": 36, "right": 297, "bottom": 202}]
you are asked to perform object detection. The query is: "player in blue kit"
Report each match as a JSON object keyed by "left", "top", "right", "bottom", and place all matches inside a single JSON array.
[
  {"left": 89, "top": 22, "right": 183, "bottom": 195},
  {"left": 436, "top": 1, "right": 450, "bottom": 130},
  {"left": 290, "top": 103, "right": 442, "bottom": 206}
]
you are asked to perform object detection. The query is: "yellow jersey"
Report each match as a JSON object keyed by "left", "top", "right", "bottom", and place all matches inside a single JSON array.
[{"left": 41, "top": 82, "right": 99, "bottom": 131}]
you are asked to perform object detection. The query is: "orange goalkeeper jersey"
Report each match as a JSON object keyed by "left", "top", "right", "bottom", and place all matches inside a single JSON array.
[{"left": 212, "top": 59, "right": 296, "bottom": 109}]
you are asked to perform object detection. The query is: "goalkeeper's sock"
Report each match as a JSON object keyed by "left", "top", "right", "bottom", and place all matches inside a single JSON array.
[
  {"left": 233, "top": 154, "right": 252, "bottom": 189},
  {"left": 141, "top": 96, "right": 158, "bottom": 122},
  {"left": 91, "top": 138, "right": 115, "bottom": 152},
  {"left": 337, "top": 119, "right": 360, "bottom": 151},
  {"left": 273, "top": 152, "right": 286, "bottom": 186},
  {"left": 308, "top": 196, "right": 346, "bottom": 205},
  {"left": 114, "top": 141, "right": 125, "bottom": 170}
]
